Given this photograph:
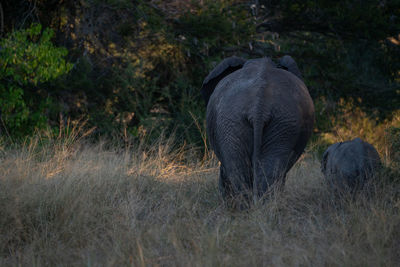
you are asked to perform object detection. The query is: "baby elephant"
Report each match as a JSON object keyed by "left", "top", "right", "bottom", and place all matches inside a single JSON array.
[{"left": 321, "top": 138, "right": 381, "bottom": 192}]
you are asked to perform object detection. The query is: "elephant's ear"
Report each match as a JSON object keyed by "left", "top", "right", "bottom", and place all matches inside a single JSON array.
[
  {"left": 321, "top": 143, "right": 341, "bottom": 174},
  {"left": 201, "top": 56, "right": 246, "bottom": 106},
  {"left": 321, "top": 149, "right": 329, "bottom": 175},
  {"left": 278, "top": 55, "right": 303, "bottom": 80}
]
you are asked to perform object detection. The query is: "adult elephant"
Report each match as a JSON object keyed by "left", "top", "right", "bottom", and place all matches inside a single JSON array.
[{"left": 201, "top": 56, "right": 314, "bottom": 203}]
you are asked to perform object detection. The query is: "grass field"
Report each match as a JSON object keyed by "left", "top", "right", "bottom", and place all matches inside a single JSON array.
[{"left": 1, "top": 136, "right": 399, "bottom": 266}]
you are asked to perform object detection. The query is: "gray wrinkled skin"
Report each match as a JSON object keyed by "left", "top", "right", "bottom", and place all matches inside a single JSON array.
[
  {"left": 201, "top": 56, "right": 315, "bottom": 203},
  {"left": 321, "top": 138, "right": 381, "bottom": 192}
]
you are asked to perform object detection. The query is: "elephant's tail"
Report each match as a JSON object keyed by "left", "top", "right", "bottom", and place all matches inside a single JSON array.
[{"left": 252, "top": 118, "right": 265, "bottom": 202}]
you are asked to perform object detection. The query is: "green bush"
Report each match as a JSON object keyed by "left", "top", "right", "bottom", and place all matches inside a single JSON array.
[{"left": 0, "top": 23, "right": 72, "bottom": 137}]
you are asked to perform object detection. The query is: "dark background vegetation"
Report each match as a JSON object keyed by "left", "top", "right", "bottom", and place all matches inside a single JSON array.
[{"left": 1, "top": 0, "right": 399, "bottom": 151}]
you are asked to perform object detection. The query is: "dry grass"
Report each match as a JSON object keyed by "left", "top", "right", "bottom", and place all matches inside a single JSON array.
[{"left": 0, "top": 136, "right": 399, "bottom": 266}]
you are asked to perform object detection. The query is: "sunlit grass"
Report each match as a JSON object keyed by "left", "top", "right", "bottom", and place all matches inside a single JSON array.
[
  {"left": 318, "top": 98, "right": 400, "bottom": 158},
  {"left": 0, "top": 134, "right": 399, "bottom": 266}
]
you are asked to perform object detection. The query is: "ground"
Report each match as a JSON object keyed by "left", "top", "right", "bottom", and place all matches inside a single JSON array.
[{"left": 0, "top": 137, "right": 399, "bottom": 266}]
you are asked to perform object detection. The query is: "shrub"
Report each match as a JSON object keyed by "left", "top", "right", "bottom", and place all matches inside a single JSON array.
[{"left": 0, "top": 23, "right": 72, "bottom": 137}]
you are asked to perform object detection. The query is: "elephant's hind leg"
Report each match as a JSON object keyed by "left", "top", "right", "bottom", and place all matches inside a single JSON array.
[
  {"left": 254, "top": 129, "right": 301, "bottom": 198},
  {"left": 219, "top": 165, "right": 252, "bottom": 209},
  {"left": 254, "top": 152, "right": 289, "bottom": 199},
  {"left": 214, "top": 118, "right": 253, "bottom": 204}
]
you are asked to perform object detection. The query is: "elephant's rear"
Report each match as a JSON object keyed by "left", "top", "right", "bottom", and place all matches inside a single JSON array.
[
  {"left": 250, "top": 67, "right": 314, "bottom": 197},
  {"left": 206, "top": 84, "right": 255, "bottom": 199},
  {"left": 203, "top": 56, "right": 315, "bottom": 201}
]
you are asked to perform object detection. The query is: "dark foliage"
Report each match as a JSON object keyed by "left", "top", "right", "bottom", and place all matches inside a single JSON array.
[{"left": 0, "top": 0, "right": 399, "bottom": 147}]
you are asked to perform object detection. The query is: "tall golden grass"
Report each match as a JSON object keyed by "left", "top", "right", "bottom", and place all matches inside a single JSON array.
[{"left": 0, "top": 130, "right": 399, "bottom": 266}]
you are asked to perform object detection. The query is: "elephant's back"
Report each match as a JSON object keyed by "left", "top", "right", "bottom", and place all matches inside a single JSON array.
[
  {"left": 264, "top": 67, "right": 314, "bottom": 116},
  {"left": 206, "top": 66, "right": 264, "bottom": 118},
  {"left": 207, "top": 62, "right": 314, "bottom": 139},
  {"left": 327, "top": 142, "right": 364, "bottom": 176},
  {"left": 210, "top": 64, "right": 309, "bottom": 109},
  {"left": 326, "top": 139, "right": 380, "bottom": 177}
]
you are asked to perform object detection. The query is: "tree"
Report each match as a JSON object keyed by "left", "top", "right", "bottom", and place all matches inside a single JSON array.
[{"left": 0, "top": 23, "right": 72, "bottom": 136}]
